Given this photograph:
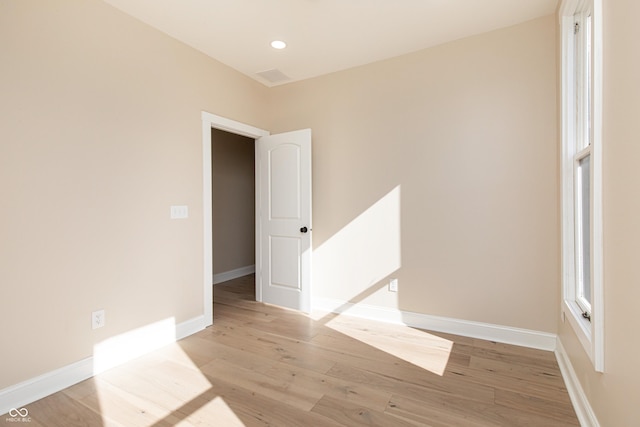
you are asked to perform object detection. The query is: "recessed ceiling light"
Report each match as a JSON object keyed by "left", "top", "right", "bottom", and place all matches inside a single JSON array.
[{"left": 270, "top": 40, "right": 287, "bottom": 50}]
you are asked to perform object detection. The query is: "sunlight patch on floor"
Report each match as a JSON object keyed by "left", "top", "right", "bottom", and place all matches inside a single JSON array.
[
  {"left": 91, "top": 320, "right": 249, "bottom": 426},
  {"left": 177, "top": 396, "right": 246, "bottom": 426},
  {"left": 326, "top": 315, "right": 453, "bottom": 376},
  {"left": 94, "top": 343, "right": 209, "bottom": 425}
]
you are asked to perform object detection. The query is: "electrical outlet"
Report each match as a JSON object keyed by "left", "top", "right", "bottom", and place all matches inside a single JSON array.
[
  {"left": 389, "top": 279, "right": 398, "bottom": 292},
  {"left": 92, "top": 310, "right": 105, "bottom": 330}
]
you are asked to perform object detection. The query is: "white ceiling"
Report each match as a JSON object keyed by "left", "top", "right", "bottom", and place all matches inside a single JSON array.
[{"left": 102, "top": 0, "right": 558, "bottom": 87}]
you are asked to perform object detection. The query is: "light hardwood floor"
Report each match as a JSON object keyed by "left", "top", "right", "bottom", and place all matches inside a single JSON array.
[{"left": 6, "top": 275, "right": 579, "bottom": 426}]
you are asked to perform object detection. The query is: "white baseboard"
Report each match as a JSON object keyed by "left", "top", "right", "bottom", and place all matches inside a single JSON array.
[
  {"left": 213, "top": 265, "right": 255, "bottom": 285},
  {"left": 176, "top": 315, "right": 206, "bottom": 340},
  {"left": 555, "top": 338, "right": 601, "bottom": 427},
  {"left": 0, "top": 357, "right": 94, "bottom": 418},
  {"left": 313, "top": 298, "right": 557, "bottom": 351},
  {"left": 0, "top": 315, "right": 206, "bottom": 416}
]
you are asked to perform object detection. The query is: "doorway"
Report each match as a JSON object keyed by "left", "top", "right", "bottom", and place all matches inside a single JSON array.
[
  {"left": 201, "top": 112, "right": 269, "bottom": 327},
  {"left": 211, "top": 128, "right": 256, "bottom": 290},
  {"left": 201, "top": 112, "right": 312, "bottom": 327}
]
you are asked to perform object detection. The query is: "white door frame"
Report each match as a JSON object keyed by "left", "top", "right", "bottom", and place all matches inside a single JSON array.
[{"left": 201, "top": 111, "right": 269, "bottom": 327}]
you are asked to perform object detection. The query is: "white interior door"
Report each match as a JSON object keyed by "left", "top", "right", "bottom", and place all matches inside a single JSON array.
[{"left": 256, "top": 129, "right": 312, "bottom": 313}]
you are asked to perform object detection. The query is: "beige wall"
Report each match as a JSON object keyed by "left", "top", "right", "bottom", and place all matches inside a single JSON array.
[
  {"left": 4, "top": 0, "right": 637, "bottom": 420},
  {"left": 4, "top": 0, "right": 598, "bottom": 410},
  {"left": 557, "top": 0, "right": 640, "bottom": 424},
  {"left": 211, "top": 129, "right": 255, "bottom": 275},
  {"left": 0, "top": 0, "right": 268, "bottom": 389},
  {"left": 268, "top": 16, "right": 559, "bottom": 333}
]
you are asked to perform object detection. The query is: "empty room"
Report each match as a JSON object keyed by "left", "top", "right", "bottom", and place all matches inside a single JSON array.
[{"left": 1, "top": 0, "right": 638, "bottom": 426}]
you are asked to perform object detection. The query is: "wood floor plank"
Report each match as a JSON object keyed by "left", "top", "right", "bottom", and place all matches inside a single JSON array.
[
  {"left": 193, "top": 376, "right": 343, "bottom": 427},
  {"left": 24, "top": 391, "right": 109, "bottom": 427},
  {"left": 468, "top": 354, "right": 566, "bottom": 388},
  {"left": 385, "top": 393, "right": 492, "bottom": 427},
  {"left": 202, "top": 349, "right": 394, "bottom": 412},
  {"left": 200, "top": 357, "right": 325, "bottom": 412},
  {"left": 310, "top": 319, "right": 470, "bottom": 372},
  {"left": 11, "top": 274, "right": 579, "bottom": 426},
  {"left": 224, "top": 311, "right": 323, "bottom": 342},
  {"left": 386, "top": 392, "right": 576, "bottom": 427},
  {"left": 213, "top": 346, "right": 393, "bottom": 411},
  {"left": 59, "top": 377, "right": 101, "bottom": 402},
  {"left": 213, "top": 303, "right": 279, "bottom": 323},
  {"left": 311, "top": 395, "right": 419, "bottom": 427},
  {"left": 74, "top": 380, "right": 180, "bottom": 427},
  {"left": 325, "top": 361, "right": 497, "bottom": 405},
  {"left": 203, "top": 322, "right": 337, "bottom": 374},
  {"left": 445, "top": 356, "right": 572, "bottom": 403},
  {"left": 494, "top": 388, "right": 580, "bottom": 424},
  {"left": 451, "top": 342, "right": 561, "bottom": 372},
  {"left": 317, "top": 319, "right": 457, "bottom": 376},
  {"left": 96, "top": 359, "right": 211, "bottom": 416}
]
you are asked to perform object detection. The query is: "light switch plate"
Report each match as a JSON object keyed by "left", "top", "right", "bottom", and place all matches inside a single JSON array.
[{"left": 170, "top": 205, "right": 189, "bottom": 219}]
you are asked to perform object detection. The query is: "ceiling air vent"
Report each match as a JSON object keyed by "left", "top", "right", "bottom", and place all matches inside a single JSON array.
[{"left": 256, "top": 69, "right": 291, "bottom": 85}]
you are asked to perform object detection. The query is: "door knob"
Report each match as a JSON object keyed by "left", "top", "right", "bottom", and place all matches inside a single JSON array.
[{"left": 300, "top": 226, "right": 308, "bottom": 233}]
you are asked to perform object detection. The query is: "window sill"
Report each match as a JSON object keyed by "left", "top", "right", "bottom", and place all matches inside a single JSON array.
[{"left": 563, "top": 299, "right": 594, "bottom": 363}]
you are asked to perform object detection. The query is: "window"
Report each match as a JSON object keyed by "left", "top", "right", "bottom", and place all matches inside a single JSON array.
[
  {"left": 560, "top": 0, "right": 603, "bottom": 372},
  {"left": 576, "top": 153, "right": 591, "bottom": 315},
  {"left": 574, "top": 9, "right": 592, "bottom": 318}
]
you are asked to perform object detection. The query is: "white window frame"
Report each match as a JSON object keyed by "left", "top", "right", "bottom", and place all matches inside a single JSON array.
[{"left": 559, "top": 0, "right": 604, "bottom": 372}]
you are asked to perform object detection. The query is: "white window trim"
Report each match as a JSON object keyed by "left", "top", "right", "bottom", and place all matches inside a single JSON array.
[{"left": 559, "top": 0, "right": 604, "bottom": 372}]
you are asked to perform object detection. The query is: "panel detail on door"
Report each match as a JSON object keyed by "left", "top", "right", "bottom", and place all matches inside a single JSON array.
[
  {"left": 269, "top": 236, "right": 301, "bottom": 290},
  {"left": 269, "top": 144, "right": 300, "bottom": 220}
]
